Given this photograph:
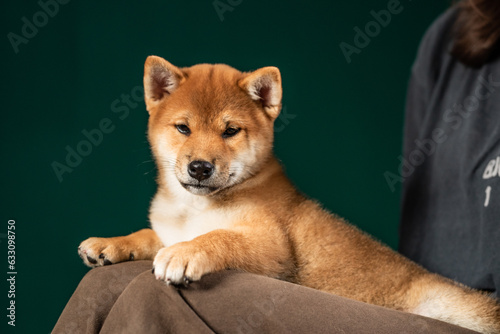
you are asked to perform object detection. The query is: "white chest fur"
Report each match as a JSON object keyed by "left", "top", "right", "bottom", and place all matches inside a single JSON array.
[{"left": 148, "top": 191, "right": 236, "bottom": 247}]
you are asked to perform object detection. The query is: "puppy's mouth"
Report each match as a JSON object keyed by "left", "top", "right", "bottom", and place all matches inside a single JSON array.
[{"left": 180, "top": 182, "right": 220, "bottom": 195}]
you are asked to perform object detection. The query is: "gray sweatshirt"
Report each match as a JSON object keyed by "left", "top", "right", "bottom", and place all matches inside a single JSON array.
[{"left": 399, "top": 6, "right": 500, "bottom": 297}]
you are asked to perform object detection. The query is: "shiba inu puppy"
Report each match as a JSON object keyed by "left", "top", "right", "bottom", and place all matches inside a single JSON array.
[{"left": 78, "top": 56, "right": 500, "bottom": 333}]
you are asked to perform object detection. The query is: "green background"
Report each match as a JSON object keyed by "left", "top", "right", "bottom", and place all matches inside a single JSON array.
[{"left": 1, "top": 0, "right": 448, "bottom": 332}]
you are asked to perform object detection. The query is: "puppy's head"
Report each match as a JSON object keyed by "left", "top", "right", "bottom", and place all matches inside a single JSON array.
[{"left": 144, "top": 56, "right": 282, "bottom": 196}]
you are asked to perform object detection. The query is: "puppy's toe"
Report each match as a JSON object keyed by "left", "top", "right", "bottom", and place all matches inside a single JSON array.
[{"left": 166, "top": 261, "right": 186, "bottom": 285}]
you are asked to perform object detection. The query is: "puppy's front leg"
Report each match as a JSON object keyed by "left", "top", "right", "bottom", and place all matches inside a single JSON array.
[
  {"left": 153, "top": 227, "right": 291, "bottom": 285},
  {"left": 79, "top": 228, "right": 163, "bottom": 267}
]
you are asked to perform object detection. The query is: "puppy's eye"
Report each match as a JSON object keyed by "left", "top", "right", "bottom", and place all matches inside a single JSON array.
[
  {"left": 176, "top": 124, "right": 191, "bottom": 136},
  {"left": 222, "top": 127, "right": 240, "bottom": 138}
]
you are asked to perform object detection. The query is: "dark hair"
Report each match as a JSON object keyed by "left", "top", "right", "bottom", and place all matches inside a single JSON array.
[{"left": 451, "top": 0, "right": 500, "bottom": 67}]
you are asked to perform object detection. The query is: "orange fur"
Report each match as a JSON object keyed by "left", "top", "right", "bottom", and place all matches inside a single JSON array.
[{"left": 79, "top": 56, "right": 500, "bottom": 333}]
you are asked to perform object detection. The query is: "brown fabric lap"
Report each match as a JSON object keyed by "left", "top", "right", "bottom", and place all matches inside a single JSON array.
[{"left": 53, "top": 261, "right": 478, "bottom": 334}]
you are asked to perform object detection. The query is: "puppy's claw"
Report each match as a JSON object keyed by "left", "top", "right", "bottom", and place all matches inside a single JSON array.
[
  {"left": 99, "top": 253, "right": 105, "bottom": 259},
  {"left": 87, "top": 256, "right": 97, "bottom": 264},
  {"left": 152, "top": 267, "right": 155, "bottom": 274},
  {"left": 184, "top": 276, "right": 191, "bottom": 286},
  {"left": 103, "top": 259, "right": 112, "bottom": 266}
]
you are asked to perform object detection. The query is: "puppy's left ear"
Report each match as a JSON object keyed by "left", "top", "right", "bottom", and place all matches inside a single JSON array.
[{"left": 238, "top": 67, "right": 282, "bottom": 119}]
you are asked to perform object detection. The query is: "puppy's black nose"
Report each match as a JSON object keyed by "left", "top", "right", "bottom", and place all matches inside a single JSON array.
[{"left": 188, "top": 160, "right": 214, "bottom": 181}]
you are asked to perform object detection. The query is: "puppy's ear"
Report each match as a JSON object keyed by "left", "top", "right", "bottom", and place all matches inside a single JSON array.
[
  {"left": 143, "top": 56, "right": 185, "bottom": 113},
  {"left": 238, "top": 67, "right": 282, "bottom": 119}
]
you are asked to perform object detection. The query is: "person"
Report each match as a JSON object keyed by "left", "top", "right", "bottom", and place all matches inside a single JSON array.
[{"left": 400, "top": 0, "right": 500, "bottom": 298}]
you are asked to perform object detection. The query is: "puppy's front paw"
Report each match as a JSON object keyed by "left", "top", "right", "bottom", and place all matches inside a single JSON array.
[
  {"left": 78, "top": 237, "right": 134, "bottom": 268},
  {"left": 153, "top": 242, "right": 213, "bottom": 286}
]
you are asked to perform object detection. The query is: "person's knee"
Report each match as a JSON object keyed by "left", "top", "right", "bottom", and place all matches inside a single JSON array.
[{"left": 78, "top": 261, "right": 153, "bottom": 295}]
